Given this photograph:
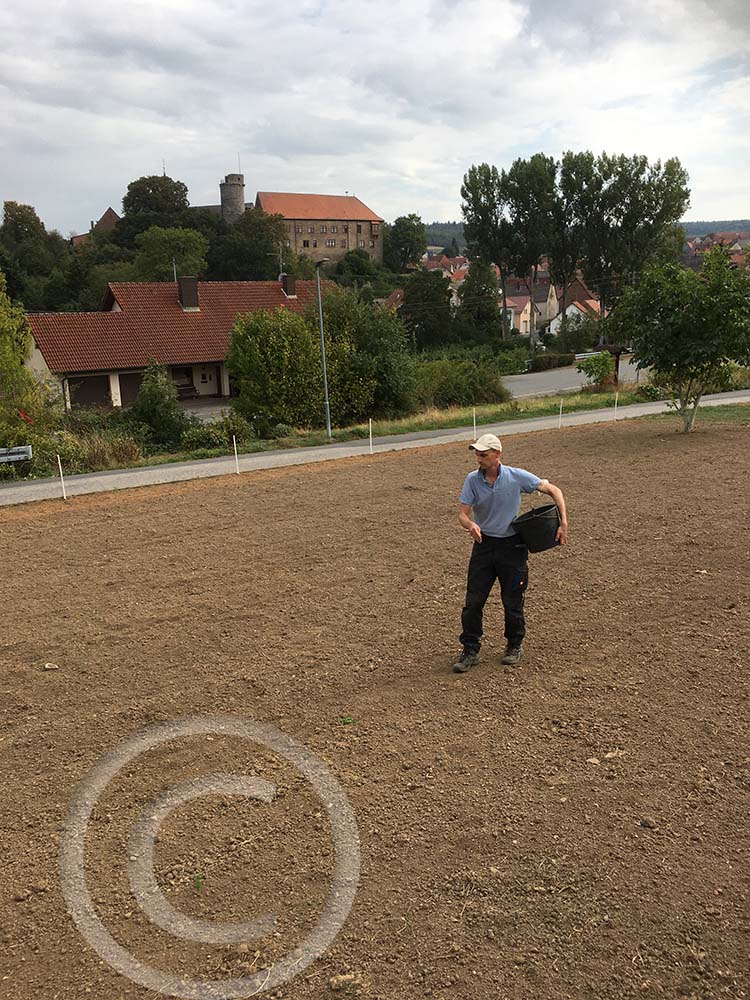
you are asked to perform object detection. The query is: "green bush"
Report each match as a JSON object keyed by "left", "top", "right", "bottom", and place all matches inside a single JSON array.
[
  {"left": 575, "top": 351, "right": 614, "bottom": 385},
  {"left": 415, "top": 359, "right": 511, "bottom": 408},
  {"left": 529, "top": 353, "right": 575, "bottom": 371},
  {"left": 61, "top": 405, "right": 115, "bottom": 435},
  {"left": 180, "top": 423, "right": 228, "bottom": 450},
  {"left": 272, "top": 422, "right": 293, "bottom": 438},
  {"left": 128, "top": 362, "right": 192, "bottom": 448}
]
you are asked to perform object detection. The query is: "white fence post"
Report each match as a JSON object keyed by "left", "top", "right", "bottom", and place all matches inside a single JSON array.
[
  {"left": 233, "top": 435, "right": 240, "bottom": 474},
  {"left": 56, "top": 454, "right": 67, "bottom": 500},
  {"left": 472, "top": 406, "right": 476, "bottom": 439},
  {"left": 614, "top": 391, "right": 619, "bottom": 421},
  {"left": 558, "top": 398, "right": 563, "bottom": 429},
  {"left": 369, "top": 418, "right": 373, "bottom": 455}
]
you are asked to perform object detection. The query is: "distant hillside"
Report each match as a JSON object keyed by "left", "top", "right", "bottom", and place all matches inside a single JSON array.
[
  {"left": 425, "top": 219, "right": 750, "bottom": 247},
  {"left": 681, "top": 220, "right": 750, "bottom": 237},
  {"left": 425, "top": 221, "right": 465, "bottom": 251}
]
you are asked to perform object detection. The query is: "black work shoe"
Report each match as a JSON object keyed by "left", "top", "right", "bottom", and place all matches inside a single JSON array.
[
  {"left": 501, "top": 645, "right": 523, "bottom": 666},
  {"left": 453, "top": 648, "right": 480, "bottom": 673}
]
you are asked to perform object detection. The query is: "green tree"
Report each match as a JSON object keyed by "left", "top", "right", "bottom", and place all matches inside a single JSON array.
[
  {"left": 227, "top": 308, "right": 322, "bottom": 427},
  {"left": 580, "top": 153, "right": 690, "bottom": 316},
  {"left": 133, "top": 226, "right": 209, "bottom": 280},
  {"left": 0, "top": 271, "right": 63, "bottom": 451},
  {"left": 615, "top": 247, "right": 750, "bottom": 431},
  {"left": 122, "top": 175, "right": 190, "bottom": 217},
  {"left": 454, "top": 261, "right": 503, "bottom": 345},
  {"left": 313, "top": 287, "right": 417, "bottom": 416},
  {"left": 547, "top": 151, "right": 594, "bottom": 328},
  {"left": 400, "top": 269, "right": 453, "bottom": 350},
  {"left": 461, "top": 163, "right": 515, "bottom": 338},
  {"left": 335, "top": 249, "right": 379, "bottom": 284},
  {"left": 128, "top": 362, "right": 192, "bottom": 447},
  {"left": 0, "top": 202, "right": 70, "bottom": 309},
  {"left": 383, "top": 214, "right": 427, "bottom": 272},
  {"left": 207, "top": 210, "right": 288, "bottom": 280},
  {"left": 0, "top": 271, "right": 31, "bottom": 363},
  {"left": 504, "top": 153, "right": 557, "bottom": 348}
]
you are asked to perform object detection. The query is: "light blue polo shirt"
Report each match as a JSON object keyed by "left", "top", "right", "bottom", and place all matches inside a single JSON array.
[{"left": 460, "top": 464, "right": 542, "bottom": 538}]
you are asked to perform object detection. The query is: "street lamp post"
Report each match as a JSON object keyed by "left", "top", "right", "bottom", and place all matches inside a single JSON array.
[{"left": 315, "top": 259, "right": 332, "bottom": 439}]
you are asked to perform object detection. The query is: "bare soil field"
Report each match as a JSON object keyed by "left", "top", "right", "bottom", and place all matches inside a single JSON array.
[{"left": 1, "top": 418, "right": 749, "bottom": 1000}]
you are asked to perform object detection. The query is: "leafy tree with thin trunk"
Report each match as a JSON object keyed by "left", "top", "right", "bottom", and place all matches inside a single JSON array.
[
  {"left": 454, "top": 260, "right": 504, "bottom": 345},
  {"left": 461, "top": 163, "right": 515, "bottom": 339},
  {"left": 614, "top": 247, "right": 750, "bottom": 431},
  {"left": 547, "top": 151, "right": 593, "bottom": 330},
  {"left": 504, "top": 154, "right": 557, "bottom": 348},
  {"left": 580, "top": 153, "right": 690, "bottom": 318}
]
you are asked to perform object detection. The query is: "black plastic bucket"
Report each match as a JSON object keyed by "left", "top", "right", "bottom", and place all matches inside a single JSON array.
[{"left": 511, "top": 503, "right": 561, "bottom": 553}]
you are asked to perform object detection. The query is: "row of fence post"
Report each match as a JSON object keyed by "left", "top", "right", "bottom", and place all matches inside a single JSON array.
[{"left": 51, "top": 394, "right": 622, "bottom": 501}]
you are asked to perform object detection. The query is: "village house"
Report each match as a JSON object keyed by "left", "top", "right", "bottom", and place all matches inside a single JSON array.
[
  {"left": 25, "top": 275, "right": 317, "bottom": 409},
  {"left": 70, "top": 207, "right": 121, "bottom": 247}
]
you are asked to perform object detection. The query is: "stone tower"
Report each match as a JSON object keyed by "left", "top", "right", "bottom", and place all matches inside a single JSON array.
[{"left": 219, "top": 173, "right": 246, "bottom": 225}]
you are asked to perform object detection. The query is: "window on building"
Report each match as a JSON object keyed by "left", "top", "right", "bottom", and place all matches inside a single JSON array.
[
  {"left": 303, "top": 240, "right": 310, "bottom": 248},
  {"left": 308, "top": 225, "right": 315, "bottom": 233},
  {"left": 369, "top": 240, "right": 374, "bottom": 248},
  {"left": 342, "top": 225, "right": 348, "bottom": 233},
  {"left": 340, "top": 240, "right": 347, "bottom": 248},
  {"left": 358, "top": 240, "right": 365, "bottom": 248},
  {"left": 372, "top": 224, "right": 380, "bottom": 234},
  {"left": 312, "top": 239, "right": 318, "bottom": 248},
  {"left": 357, "top": 224, "right": 362, "bottom": 233},
  {"left": 320, "top": 225, "right": 327, "bottom": 233},
  {"left": 326, "top": 239, "right": 336, "bottom": 247},
  {"left": 331, "top": 225, "right": 337, "bottom": 233},
  {"left": 296, "top": 225, "right": 303, "bottom": 234}
]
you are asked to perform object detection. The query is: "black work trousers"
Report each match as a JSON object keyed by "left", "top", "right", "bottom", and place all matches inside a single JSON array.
[{"left": 460, "top": 535, "right": 529, "bottom": 652}]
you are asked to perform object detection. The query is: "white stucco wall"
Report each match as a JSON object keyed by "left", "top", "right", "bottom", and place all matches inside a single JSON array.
[{"left": 192, "top": 365, "right": 218, "bottom": 396}]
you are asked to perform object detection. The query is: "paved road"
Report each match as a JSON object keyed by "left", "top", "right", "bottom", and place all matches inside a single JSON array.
[
  {"left": 182, "top": 359, "right": 644, "bottom": 422},
  {"left": 502, "top": 357, "right": 641, "bottom": 397},
  {"left": 2, "top": 390, "right": 748, "bottom": 508}
]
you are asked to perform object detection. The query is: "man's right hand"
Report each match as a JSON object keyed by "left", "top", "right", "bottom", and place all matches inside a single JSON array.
[{"left": 468, "top": 522, "right": 482, "bottom": 544}]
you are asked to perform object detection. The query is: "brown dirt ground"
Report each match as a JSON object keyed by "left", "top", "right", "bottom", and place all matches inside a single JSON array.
[{"left": 1, "top": 418, "right": 749, "bottom": 1000}]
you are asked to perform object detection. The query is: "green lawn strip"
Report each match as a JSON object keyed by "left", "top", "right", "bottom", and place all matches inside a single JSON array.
[
  {"left": 647, "top": 403, "right": 750, "bottom": 425},
  {"left": 141, "top": 388, "right": 638, "bottom": 467}
]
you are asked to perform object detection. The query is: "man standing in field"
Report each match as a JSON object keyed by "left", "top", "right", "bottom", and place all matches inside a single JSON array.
[{"left": 453, "top": 433, "right": 568, "bottom": 673}]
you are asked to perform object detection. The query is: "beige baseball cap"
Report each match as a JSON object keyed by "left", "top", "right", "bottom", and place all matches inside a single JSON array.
[{"left": 469, "top": 433, "right": 502, "bottom": 452}]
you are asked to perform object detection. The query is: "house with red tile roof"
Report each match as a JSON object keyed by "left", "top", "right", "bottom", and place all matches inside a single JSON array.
[
  {"left": 255, "top": 191, "right": 383, "bottom": 267},
  {"left": 26, "top": 275, "right": 317, "bottom": 409},
  {"left": 70, "top": 207, "right": 121, "bottom": 248}
]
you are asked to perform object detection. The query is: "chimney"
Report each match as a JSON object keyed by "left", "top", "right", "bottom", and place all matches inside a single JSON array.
[
  {"left": 177, "top": 276, "right": 199, "bottom": 311},
  {"left": 281, "top": 273, "right": 297, "bottom": 298}
]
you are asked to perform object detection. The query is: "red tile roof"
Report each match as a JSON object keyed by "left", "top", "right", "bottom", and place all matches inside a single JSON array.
[
  {"left": 383, "top": 288, "right": 404, "bottom": 309},
  {"left": 255, "top": 192, "right": 382, "bottom": 222},
  {"left": 28, "top": 280, "right": 318, "bottom": 374}
]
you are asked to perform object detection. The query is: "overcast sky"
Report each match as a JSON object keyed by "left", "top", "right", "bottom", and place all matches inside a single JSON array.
[{"left": 1, "top": 0, "right": 748, "bottom": 236}]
